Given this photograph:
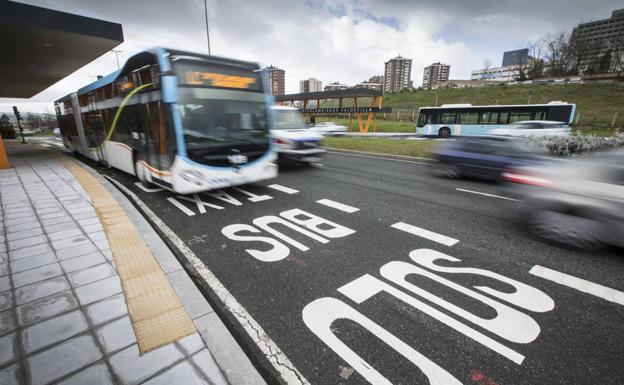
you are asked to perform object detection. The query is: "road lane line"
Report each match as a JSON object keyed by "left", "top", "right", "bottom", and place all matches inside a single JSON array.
[
  {"left": 106, "top": 176, "right": 310, "bottom": 385},
  {"left": 456, "top": 188, "right": 519, "bottom": 201},
  {"left": 268, "top": 184, "right": 299, "bottom": 194},
  {"left": 529, "top": 265, "right": 624, "bottom": 306},
  {"left": 316, "top": 199, "right": 359, "bottom": 213},
  {"left": 391, "top": 222, "right": 459, "bottom": 247},
  {"left": 327, "top": 150, "right": 432, "bottom": 165},
  {"left": 166, "top": 197, "right": 196, "bottom": 216}
]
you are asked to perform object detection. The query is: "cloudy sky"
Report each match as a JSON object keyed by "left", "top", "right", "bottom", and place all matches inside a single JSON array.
[{"left": 1, "top": 0, "right": 622, "bottom": 113}]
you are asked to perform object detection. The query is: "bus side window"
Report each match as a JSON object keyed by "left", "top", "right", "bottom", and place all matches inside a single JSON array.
[
  {"left": 497, "top": 112, "right": 509, "bottom": 124},
  {"left": 440, "top": 112, "right": 456, "bottom": 124}
]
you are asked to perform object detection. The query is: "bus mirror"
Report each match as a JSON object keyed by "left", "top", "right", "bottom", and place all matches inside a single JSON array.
[{"left": 161, "top": 76, "right": 179, "bottom": 103}]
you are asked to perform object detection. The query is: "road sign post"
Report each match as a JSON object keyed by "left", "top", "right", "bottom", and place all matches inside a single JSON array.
[{"left": 12, "top": 106, "right": 26, "bottom": 143}]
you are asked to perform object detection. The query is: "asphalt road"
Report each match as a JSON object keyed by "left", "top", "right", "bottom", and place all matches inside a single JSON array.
[{"left": 58, "top": 140, "right": 624, "bottom": 385}]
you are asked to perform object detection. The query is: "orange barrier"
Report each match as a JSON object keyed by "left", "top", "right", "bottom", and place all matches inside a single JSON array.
[{"left": 0, "top": 134, "right": 9, "bottom": 169}]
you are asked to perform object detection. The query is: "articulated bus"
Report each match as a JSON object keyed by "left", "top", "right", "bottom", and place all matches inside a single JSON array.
[
  {"left": 416, "top": 101, "right": 576, "bottom": 137},
  {"left": 55, "top": 48, "right": 277, "bottom": 194}
]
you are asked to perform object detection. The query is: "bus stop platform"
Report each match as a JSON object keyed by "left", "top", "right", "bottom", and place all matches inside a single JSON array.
[{"left": 0, "top": 140, "right": 265, "bottom": 385}]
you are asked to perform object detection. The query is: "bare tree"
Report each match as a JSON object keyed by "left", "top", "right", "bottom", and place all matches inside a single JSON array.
[
  {"left": 480, "top": 58, "right": 492, "bottom": 80},
  {"left": 526, "top": 37, "right": 546, "bottom": 79},
  {"left": 568, "top": 31, "right": 593, "bottom": 75},
  {"left": 610, "top": 31, "right": 624, "bottom": 76},
  {"left": 544, "top": 32, "right": 572, "bottom": 77}
]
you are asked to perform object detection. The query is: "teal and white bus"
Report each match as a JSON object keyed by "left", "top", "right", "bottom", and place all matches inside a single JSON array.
[
  {"left": 55, "top": 47, "right": 277, "bottom": 194},
  {"left": 416, "top": 102, "right": 576, "bottom": 137}
]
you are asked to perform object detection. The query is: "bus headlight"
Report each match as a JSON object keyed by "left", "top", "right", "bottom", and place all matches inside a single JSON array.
[{"left": 179, "top": 169, "right": 204, "bottom": 184}]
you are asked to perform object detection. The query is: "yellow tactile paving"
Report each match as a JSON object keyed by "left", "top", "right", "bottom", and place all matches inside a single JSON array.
[{"left": 58, "top": 156, "right": 196, "bottom": 353}]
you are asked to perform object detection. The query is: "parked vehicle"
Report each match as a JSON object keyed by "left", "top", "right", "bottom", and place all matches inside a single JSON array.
[
  {"left": 431, "top": 136, "right": 541, "bottom": 181},
  {"left": 308, "top": 121, "right": 348, "bottom": 133},
  {"left": 489, "top": 120, "right": 570, "bottom": 138},
  {"left": 504, "top": 150, "right": 624, "bottom": 249},
  {"left": 272, "top": 106, "right": 325, "bottom": 164}
]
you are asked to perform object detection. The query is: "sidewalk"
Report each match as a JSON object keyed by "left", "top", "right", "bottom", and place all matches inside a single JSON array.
[{"left": 0, "top": 141, "right": 266, "bottom": 385}]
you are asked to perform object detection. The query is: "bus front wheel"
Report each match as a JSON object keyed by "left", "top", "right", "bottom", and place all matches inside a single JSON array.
[{"left": 438, "top": 127, "right": 451, "bottom": 138}]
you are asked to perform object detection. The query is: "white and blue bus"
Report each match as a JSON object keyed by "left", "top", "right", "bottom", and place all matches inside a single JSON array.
[
  {"left": 416, "top": 101, "right": 576, "bottom": 137},
  {"left": 55, "top": 47, "right": 277, "bottom": 194}
]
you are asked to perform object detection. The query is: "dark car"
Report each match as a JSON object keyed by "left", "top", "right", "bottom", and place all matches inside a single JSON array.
[{"left": 431, "top": 136, "right": 540, "bottom": 181}]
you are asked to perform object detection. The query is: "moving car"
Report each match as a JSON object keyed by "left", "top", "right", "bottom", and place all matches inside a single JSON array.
[
  {"left": 504, "top": 150, "right": 624, "bottom": 249},
  {"left": 489, "top": 120, "right": 571, "bottom": 138},
  {"left": 272, "top": 106, "right": 325, "bottom": 164},
  {"left": 431, "top": 136, "right": 541, "bottom": 181},
  {"left": 308, "top": 121, "right": 348, "bottom": 133}
]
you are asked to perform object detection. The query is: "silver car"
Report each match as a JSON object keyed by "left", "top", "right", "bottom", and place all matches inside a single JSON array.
[{"left": 504, "top": 150, "right": 624, "bottom": 249}]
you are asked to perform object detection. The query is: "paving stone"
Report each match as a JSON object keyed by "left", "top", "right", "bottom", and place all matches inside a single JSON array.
[
  {"left": 0, "top": 291, "right": 12, "bottom": 312},
  {"left": 85, "top": 294, "right": 128, "bottom": 327},
  {"left": 12, "top": 262, "right": 63, "bottom": 288},
  {"left": 16, "top": 290, "right": 78, "bottom": 327},
  {"left": 175, "top": 332, "right": 205, "bottom": 356},
  {"left": 47, "top": 228, "right": 82, "bottom": 242},
  {"left": 5, "top": 221, "right": 40, "bottom": 234},
  {"left": 27, "top": 334, "right": 102, "bottom": 385},
  {"left": 9, "top": 243, "right": 52, "bottom": 261},
  {"left": 88, "top": 231, "right": 107, "bottom": 242},
  {"left": 10, "top": 252, "right": 57, "bottom": 273},
  {"left": 6, "top": 227, "right": 43, "bottom": 242},
  {"left": 41, "top": 215, "right": 73, "bottom": 227},
  {"left": 43, "top": 222, "right": 79, "bottom": 234},
  {"left": 78, "top": 217, "right": 100, "bottom": 226},
  {"left": 15, "top": 276, "right": 70, "bottom": 305},
  {"left": 40, "top": 211, "right": 66, "bottom": 220},
  {"left": 60, "top": 251, "right": 107, "bottom": 273},
  {"left": 94, "top": 239, "right": 110, "bottom": 251},
  {"left": 0, "top": 363, "right": 20, "bottom": 385},
  {"left": 72, "top": 211, "right": 98, "bottom": 220},
  {"left": 96, "top": 315, "right": 137, "bottom": 354},
  {"left": 0, "top": 251, "right": 6, "bottom": 264},
  {"left": 0, "top": 332, "right": 17, "bottom": 366},
  {"left": 0, "top": 276, "right": 10, "bottom": 292},
  {"left": 192, "top": 349, "right": 228, "bottom": 385},
  {"left": 83, "top": 223, "right": 103, "bottom": 234},
  {"left": 0, "top": 263, "right": 7, "bottom": 277},
  {"left": 0, "top": 310, "right": 16, "bottom": 336},
  {"left": 8, "top": 235, "right": 47, "bottom": 251},
  {"left": 21, "top": 309, "right": 89, "bottom": 354},
  {"left": 57, "top": 363, "right": 115, "bottom": 385},
  {"left": 5, "top": 216, "right": 38, "bottom": 226},
  {"left": 167, "top": 270, "right": 212, "bottom": 319},
  {"left": 142, "top": 359, "right": 213, "bottom": 385},
  {"left": 68, "top": 263, "right": 115, "bottom": 288},
  {"left": 51, "top": 235, "right": 91, "bottom": 251},
  {"left": 75, "top": 275, "right": 122, "bottom": 305},
  {"left": 109, "top": 343, "right": 184, "bottom": 385}
]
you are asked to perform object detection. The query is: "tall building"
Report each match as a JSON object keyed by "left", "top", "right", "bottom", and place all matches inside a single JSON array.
[
  {"left": 384, "top": 56, "right": 412, "bottom": 92},
  {"left": 323, "top": 82, "right": 348, "bottom": 91},
  {"left": 422, "top": 62, "right": 450, "bottom": 89},
  {"left": 502, "top": 49, "right": 529, "bottom": 67},
  {"left": 261, "top": 65, "right": 285, "bottom": 96},
  {"left": 368, "top": 75, "right": 384, "bottom": 84},
  {"left": 354, "top": 80, "right": 383, "bottom": 91},
  {"left": 299, "top": 78, "right": 322, "bottom": 93},
  {"left": 470, "top": 64, "right": 530, "bottom": 81},
  {"left": 570, "top": 9, "right": 624, "bottom": 73}
]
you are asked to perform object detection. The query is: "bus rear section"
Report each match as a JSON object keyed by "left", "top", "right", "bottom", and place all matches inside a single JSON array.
[
  {"left": 55, "top": 48, "right": 277, "bottom": 194},
  {"left": 416, "top": 102, "right": 576, "bottom": 137}
]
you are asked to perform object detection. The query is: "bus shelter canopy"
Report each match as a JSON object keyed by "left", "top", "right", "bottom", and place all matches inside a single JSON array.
[{"left": 0, "top": 1, "right": 123, "bottom": 98}]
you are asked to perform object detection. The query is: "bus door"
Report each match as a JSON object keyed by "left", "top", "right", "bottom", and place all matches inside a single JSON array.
[{"left": 139, "top": 100, "right": 175, "bottom": 185}]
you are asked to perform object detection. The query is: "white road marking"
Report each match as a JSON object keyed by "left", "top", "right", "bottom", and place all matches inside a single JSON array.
[
  {"left": 166, "top": 197, "right": 196, "bottom": 216},
  {"left": 268, "top": 184, "right": 299, "bottom": 194},
  {"left": 391, "top": 222, "right": 459, "bottom": 247},
  {"left": 134, "top": 181, "right": 164, "bottom": 193},
  {"left": 328, "top": 150, "right": 432, "bottom": 165},
  {"left": 105, "top": 176, "right": 310, "bottom": 385},
  {"left": 316, "top": 199, "right": 359, "bottom": 213},
  {"left": 455, "top": 188, "right": 519, "bottom": 202},
  {"left": 529, "top": 265, "right": 624, "bottom": 306}
]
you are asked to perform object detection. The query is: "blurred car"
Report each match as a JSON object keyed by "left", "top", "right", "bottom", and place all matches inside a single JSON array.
[
  {"left": 53, "top": 128, "right": 61, "bottom": 137},
  {"left": 489, "top": 120, "right": 570, "bottom": 138},
  {"left": 21, "top": 128, "right": 35, "bottom": 136},
  {"left": 271, "top": 106, "right": 325, "bottom": 164},
  {"left": 431, "top": 136, "right": 541, "bottom": 181},
  {"left": 308, "top": 121, "right": 348, "bottom": 133},
  {"left": 504, "top": 150, "right": 624, "bottom": 249}
]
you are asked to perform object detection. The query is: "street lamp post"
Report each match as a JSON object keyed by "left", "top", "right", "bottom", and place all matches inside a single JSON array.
[
  {"left": 110, "top": 49, "right": 122, "bottom": 69},
  {"left": 204, "top": 0, "right": 211, "bottom": 55}
]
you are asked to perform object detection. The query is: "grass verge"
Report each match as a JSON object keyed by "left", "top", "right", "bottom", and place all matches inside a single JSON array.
[{"left": 323, "top": 137, "right": 436, "bottom": 158}]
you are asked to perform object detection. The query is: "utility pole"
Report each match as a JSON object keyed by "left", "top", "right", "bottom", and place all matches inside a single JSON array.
[
  {"left": 204, "top": 0, "right": 211, "bottom": 55},
  {"left": 12, "top": 106, "right": 25, "bottom": 143},
  {"left": 110, "top": 49, "right": 122, "bottom": 69},
  {"left": 527, "top": 90, "right": 532, "bottom": 104}
]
